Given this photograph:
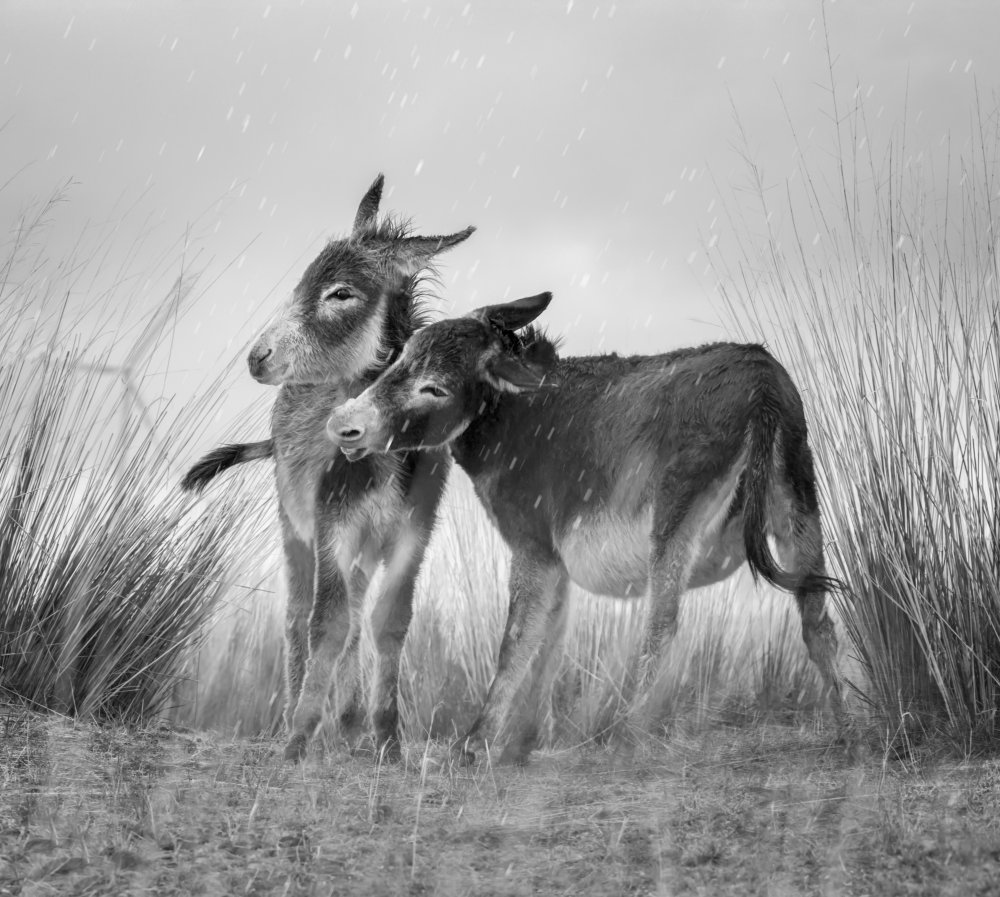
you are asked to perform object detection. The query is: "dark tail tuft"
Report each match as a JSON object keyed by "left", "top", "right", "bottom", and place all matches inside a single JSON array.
[
  {"left": 180, "top": 439, "right": 274, "bottom": 493},
  {"left": 741, "top": 387, "right": 840, "bottom": 596}
]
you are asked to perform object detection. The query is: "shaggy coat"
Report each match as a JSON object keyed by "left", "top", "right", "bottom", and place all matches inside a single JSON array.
[
  {"left": 182, "top": 175, "right": 473, "bottom": 761},
  {"left": 327, "top": 293, "right": 849, "bottom": 762}
]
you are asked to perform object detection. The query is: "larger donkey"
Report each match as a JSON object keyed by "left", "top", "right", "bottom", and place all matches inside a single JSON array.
[
  {"left": 181, "top": 176, "right": 473, "bottom": 762},
  {"left": 327, "top": 292, "right": 851, "bottom": 762}
]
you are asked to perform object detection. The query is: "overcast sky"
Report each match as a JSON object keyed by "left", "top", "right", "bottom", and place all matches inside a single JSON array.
[{"left": 3, "top": 0, "right": 997, "bottom": 452}]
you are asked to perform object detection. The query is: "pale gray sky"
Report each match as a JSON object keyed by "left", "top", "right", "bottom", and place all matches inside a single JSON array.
[{"left": 3, "top": 1, "right": 997, "bottom": 453}]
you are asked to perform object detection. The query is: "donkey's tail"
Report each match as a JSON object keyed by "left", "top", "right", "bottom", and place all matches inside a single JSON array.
[
  {"left": 180, "top": 439, "right": 274, "bottom": 493},
  {"left": 741, "top": 385, "right": 837, "bottom": 596}
]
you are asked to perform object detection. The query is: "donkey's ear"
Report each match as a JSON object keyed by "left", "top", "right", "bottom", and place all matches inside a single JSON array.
[
  {"left": 396, "top": 227, "right": 476, "bottom": 274},
  {"left": 353, "top": 173, "right": 385, "bottom": 233},
  {"left": 482, "top": 354, "right": 554, "bottom": 394},
  {"left": 471, "top": 292, "right": 553, "bottom": 332}
]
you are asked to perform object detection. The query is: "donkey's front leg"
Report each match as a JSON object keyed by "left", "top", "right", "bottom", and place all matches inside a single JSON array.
[
  {"left": 368, "top": 520, "right": 434, "bottom": 759},
  {"left": 284, "top": 535, "right": 354, "bottom": 763},
  {"left": 279, "top": 509, "right": 315, "bottom": 731},
  {"left": 457, "top": 549, "right": 564, "bottom": 765}
]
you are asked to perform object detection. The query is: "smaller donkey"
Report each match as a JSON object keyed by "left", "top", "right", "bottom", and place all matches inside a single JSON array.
[
  {"left": 182, "top": 175, "right": 473, "bottom": 762},
  {"left": 326, "top": 292, "right": 851, "bottom": 763}
]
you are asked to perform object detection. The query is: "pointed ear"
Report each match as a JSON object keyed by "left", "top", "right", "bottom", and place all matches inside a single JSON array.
[
  {"left": 353, "top": 173, "right": 385, "bottom": 233},
  {"left": 395, "top": 227, "right": 476, "bottom": 274},
  {"left": 470, "top": 292, "right": 553, "bottom": 331},
  {"left": 482, "top": 354, "right": 555, "bottom": 394}
]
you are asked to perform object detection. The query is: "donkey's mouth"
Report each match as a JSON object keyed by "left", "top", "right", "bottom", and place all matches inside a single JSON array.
[{"left": 340, "top": 446, "right": 370, "bottom": 462}]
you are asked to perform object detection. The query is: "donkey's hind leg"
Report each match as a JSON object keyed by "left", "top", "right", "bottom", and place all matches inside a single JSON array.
[{"left": 770, "top": 481, "right": 851, "bottom": 735}]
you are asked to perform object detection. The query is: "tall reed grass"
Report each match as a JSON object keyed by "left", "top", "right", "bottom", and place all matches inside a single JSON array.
[
  {"left": 711, "top": 53, "right": 1000, "bottom": 743},
  {"left": 0, "top": 188, "right": 271, "bottom": 720}
]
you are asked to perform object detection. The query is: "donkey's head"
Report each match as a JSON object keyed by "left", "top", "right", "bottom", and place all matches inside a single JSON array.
[
  {"left": 327, "top": 292, "right": 557, "bottom": 459},
  {"left": 248, "top": 174, "right": 474, "bottom": 385}
]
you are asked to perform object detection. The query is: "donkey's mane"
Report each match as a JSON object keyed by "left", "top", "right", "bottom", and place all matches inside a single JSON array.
[
  {"left": 361, "top": 211, "right": 442, "bottom": 375},
  {"left": 497, "top": 324, "right": 560, "bottom": 368}
]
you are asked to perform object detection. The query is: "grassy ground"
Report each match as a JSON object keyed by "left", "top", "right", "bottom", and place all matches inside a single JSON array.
[{"left": 3, "top": 708, "right": 1000, "bottom": 896}]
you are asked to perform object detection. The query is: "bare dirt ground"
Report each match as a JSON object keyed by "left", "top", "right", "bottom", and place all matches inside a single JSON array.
[{"left": 2, "top": 708, "right": 999, "bottom": 896}]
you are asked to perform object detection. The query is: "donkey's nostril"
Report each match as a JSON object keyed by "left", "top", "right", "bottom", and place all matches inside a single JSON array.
[
  {"left": 337, "top": 426, "right": 365, "bottom": 442},
  {"left": 248, "top": 346, "right": 273, "bottom": 375}
]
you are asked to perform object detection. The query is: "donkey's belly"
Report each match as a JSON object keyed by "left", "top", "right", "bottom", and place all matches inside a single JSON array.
[
  {"left": 559, "top": 509, "right": 651, "bottom": 598},
  {"left": 687, "top": 516, "right": 746, "bottom": 588}
]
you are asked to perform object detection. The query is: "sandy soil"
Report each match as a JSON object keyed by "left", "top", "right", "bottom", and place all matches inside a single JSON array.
[{"left": 2, "top": 710, "right": 999, "bottom": 896}]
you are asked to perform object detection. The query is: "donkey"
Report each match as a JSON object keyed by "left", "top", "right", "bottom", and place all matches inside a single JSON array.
[
  {"left": 325, "top": 292, "right": 851, "bottom": 763},
  {"left": 181, "top": 175, "right": 474, "bottom": 762}
]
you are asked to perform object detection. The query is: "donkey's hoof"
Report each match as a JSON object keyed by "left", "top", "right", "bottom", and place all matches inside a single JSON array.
[
  {"left": 374, "top": 736, "right": 402, "bottom": 764},
  {"left": 451, "top": 737, "right": 484, "bottom": 767},
  {"left": 283, "top": 734, "right": 308, "bottom": 764},
  {"left": 836, "top": 718, "right": 868, "bottom": 762}
]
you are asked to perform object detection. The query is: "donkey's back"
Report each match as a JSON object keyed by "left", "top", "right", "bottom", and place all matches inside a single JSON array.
[{"left": 463, "top": 341, "right": 822, "bottom": 599}]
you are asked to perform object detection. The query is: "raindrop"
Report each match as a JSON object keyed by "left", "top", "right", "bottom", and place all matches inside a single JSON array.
[
  {"left": 344, "top": 45, "right": 352, "bottom": 59},
  {"left": 717, "top": 56, "right": 725, "bottom": 70},
  {"left": 314, "top": 48, "right": 322, "bottom": 62},
  {"left": 63, "top": 17, "right": 74, "bottom": 38},
  {"left": 415, "top": 159, "right": 424, "bottom": 175},
  {"left": 781, "top": 51, "right": 790, "bottom": 65},
  {"left": 196, "top": 146, "right": 205, "bottom": 161},
  {"left": 512, "top": 165, "right": 519, "bottom": 178},
  {"left": 477, "top": 55, "right": 485, "bottom": 68}
]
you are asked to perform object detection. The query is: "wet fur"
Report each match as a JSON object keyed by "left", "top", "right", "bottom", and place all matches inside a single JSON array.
[
  {"left": 333, "top": 302, "right": 852, "bottom": 762},
  {"left": 181, "top": 175, "right": 472, "bottom": 763}
]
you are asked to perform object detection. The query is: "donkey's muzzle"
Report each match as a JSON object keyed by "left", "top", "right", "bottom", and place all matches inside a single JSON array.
[
  {"left": 326, "top": 405, "right": 371, "bottom": 461},
  {"left": 247, "top": 345, "right": 274, "bottom": 382}
]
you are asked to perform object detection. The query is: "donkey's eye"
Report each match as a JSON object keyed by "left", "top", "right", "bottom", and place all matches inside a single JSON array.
[
  {"left": 321, "top": 286, "right": 353, "bottom": 302},
  {"left": 419, "top": 383, "right": 450, "bottom": 399}
]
